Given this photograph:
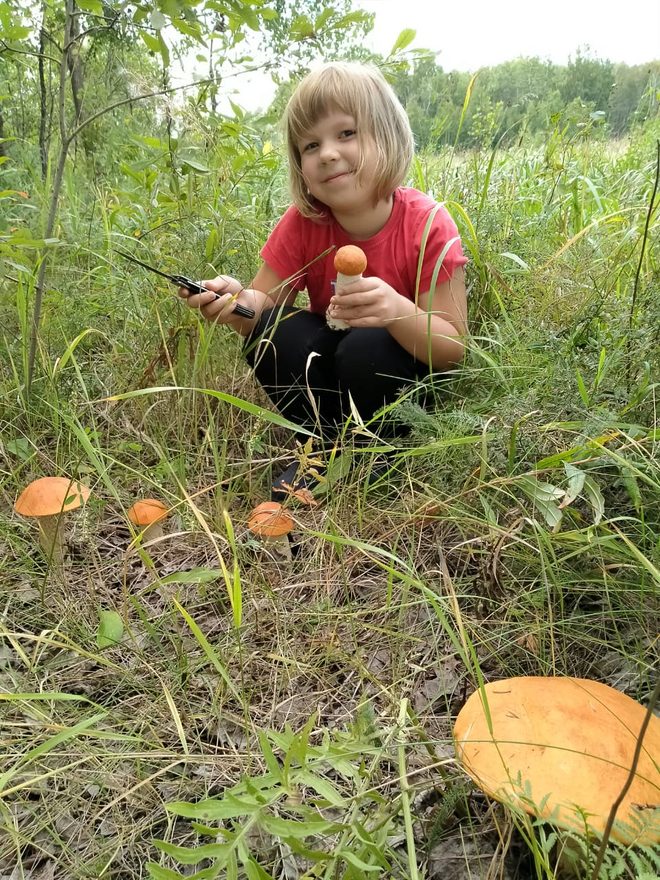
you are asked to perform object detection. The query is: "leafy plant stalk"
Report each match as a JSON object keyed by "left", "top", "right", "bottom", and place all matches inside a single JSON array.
[
  {"left": 590, "top": 675, "right": 660, "bottom": 880},
  {"left": 625, "top": 138, "right": 659, "bottom": 389}
]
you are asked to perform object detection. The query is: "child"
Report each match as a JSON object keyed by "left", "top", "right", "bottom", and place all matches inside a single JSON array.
[{"left": 181, "top": 62, "right": 467, "bottom": 498}]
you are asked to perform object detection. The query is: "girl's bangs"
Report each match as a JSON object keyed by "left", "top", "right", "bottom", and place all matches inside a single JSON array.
[{"left": 288, "top": 74, "right": 355, "bottom": 143}]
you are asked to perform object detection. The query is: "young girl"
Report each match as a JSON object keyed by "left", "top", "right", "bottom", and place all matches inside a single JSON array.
[{"left": 181, "top": 62, "right": 467, "bottom": 498}]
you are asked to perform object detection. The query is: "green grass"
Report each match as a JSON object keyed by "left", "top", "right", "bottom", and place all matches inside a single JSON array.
[{"left": 0, "top": 118, "right": 659, "bottom": 879}]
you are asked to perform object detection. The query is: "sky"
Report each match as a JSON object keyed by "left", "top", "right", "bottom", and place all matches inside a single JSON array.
[
  {"left": 355, "top": 0, "right": 659, "bottom": 71},
  {"left": 206, "top": 0, "right": 660, "bottom": 112}
]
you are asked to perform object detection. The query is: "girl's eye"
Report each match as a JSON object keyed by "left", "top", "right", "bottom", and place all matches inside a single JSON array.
[
  {"left": 303, "top": 141, "right": 318, "bottom": 152},
  {"left": 340, "top": 129, "right": 356, "bottom": 139}
]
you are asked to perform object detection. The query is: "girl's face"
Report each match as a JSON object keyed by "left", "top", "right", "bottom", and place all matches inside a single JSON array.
[{"left": 297, "top": 110, "right": 377, "bottom": 214}]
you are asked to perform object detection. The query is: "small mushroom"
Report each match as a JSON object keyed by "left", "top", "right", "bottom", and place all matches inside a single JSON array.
[
  {"left": 14, "top": 476, "right": 91, "bottom": 565},
  {"left": 327, "top": 245, "right": 367, "bottom": 330},
  {"left": 453, "top": 676, "right": 660, "bottom": 845},
  {"left": 127, "top": 498, "right": 169, "bottom": 541},
  {"left": 247, "top": 501, "right": 294, "bottom": 559}
]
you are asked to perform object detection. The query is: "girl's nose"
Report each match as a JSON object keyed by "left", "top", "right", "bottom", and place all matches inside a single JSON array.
[{"left": 319, "top": 140, "right": 339, "bottom": 162}]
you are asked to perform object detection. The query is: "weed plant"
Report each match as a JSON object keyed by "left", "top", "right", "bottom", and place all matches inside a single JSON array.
[{"left": 0, "top": 111, "right": 658, "bottom": 878}]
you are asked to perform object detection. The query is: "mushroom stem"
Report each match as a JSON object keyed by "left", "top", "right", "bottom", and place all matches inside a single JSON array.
[
  {"left": 327, "top": 271, "right": 361, "bottom": 331},
  {"left": 37, "top": 514, "right": 65, "bottom": 566},
  {"left": 142, "top": 521, "right": 164, "bottom": 542},
  {"left": 263, "top": 534, "right": 292, "bottom": 560}
]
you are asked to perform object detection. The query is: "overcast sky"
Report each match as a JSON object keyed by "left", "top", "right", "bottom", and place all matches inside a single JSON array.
[
  {"left": 356, "top": 0, "right": 659, "bottom": 70},
  {"left": 208, "top": 0, "right": 659, "bottom": 112}
]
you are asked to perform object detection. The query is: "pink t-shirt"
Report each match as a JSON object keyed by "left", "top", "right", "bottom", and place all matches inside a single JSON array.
[{"left": 260, "top": 187, "right": 467, "bottom": 316}]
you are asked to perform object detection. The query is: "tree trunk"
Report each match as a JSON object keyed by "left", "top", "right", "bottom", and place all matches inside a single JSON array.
[{"left": 67, "top": 3, "right": 85, "bottom": 125}]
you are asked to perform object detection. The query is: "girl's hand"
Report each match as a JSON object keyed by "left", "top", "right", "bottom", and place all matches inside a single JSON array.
[
  {"left": 328, "top": 276, "right": 409, "bottom": 328},
  {"left": 178, "top": 275, "right": 244, "bottom": 324}
]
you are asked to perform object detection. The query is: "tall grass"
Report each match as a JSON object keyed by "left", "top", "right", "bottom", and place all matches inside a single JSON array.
[{"left": 0, "top": 116, "right": 658, "bottom": 878}]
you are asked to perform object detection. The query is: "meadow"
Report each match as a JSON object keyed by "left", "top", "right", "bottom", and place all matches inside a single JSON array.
[{"left": 0, "top": 103, "right": 659, "bottom": 878}]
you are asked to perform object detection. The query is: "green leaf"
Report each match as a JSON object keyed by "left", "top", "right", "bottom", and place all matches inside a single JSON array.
[
  {"left": 180, "top": 157, "right": 211, "bottom": 173},
  {"left": 517, "top": 476, "right": 564, "bottom": 529},
  {"left": 159, "top": 568, "right": 222, "bottom": 585},
  {"left": 338, "top": 849, "right": 382, "bottom": 872},
  {"left": 314, "top": 8, "right": 334, "bottom": 30},
  {"left": 147, "top": 864, "right": 183, "bottom": 879},
  {"left": 158, "top": 32, "right": 170, "bottom": 67},
  {"left": 500, "top": 251, "right": 530, "bottom": 270},
  {"left": 97, "top": 610, "right": 124, "bottom": 649},
  {"left": 582, "top": 475, "right": 604, "bottom": 524},
  {"left": 5, "top": 437, "right": 32, "bottom": 461},
  {"left": 141, "top": 32, "right": 161, "bottom": 54},
  {"left": 153, "top": 840, "right": 232, "bottom": 865},
  {"left": 291, "top": 14, "right": 315, "bottom": 39},
  {"left": 74, "top": 0, "right": 103, "bottom": 13},
  {"left": 390, "top": 28, "right": 416, "bottom": 55},
  {"left": 561, "top": 462, "right": 586, "bottom": 506},
  {"left": 166, "top": 794, "right": 261, "bottom": 820},
  {"left": 295, "top": 769, "right": 345, "bottom": 807},
  {"left": 260, "top": 814, "right": 338, "bottom": 839}
]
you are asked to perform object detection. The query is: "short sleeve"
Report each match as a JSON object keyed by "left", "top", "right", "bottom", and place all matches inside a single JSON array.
[
  {"left": 414, "top": 205, "right": 467, "bottom": 294},
  {"left": 260, "top": 206, "right": 308, "bottom": 291}
]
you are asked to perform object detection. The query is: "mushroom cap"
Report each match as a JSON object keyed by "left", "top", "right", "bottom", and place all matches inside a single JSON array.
[
  {"left": 248, "top": 501, "right": 294, "bottom": 538},
  {"left": 334, "top": 245, "right": 367, "bottom": 276},
  {"left": 14, "top": 477, "right": 91, "bottom": 517},
  {"left": 127, "top": 498, "right": 169, "bottom": 527},
  {"left": 453, "top": 676, "right": 660, "bottom": 844}
]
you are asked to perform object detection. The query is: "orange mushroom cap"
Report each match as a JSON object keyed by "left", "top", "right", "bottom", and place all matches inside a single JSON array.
[
  {"left": 334, "top": 245, "right": 367, "bottom": 276},
  {"left": 248, "top": 501, "right": 294, "bottom": 538},
  {"left": 127, "top": 498, "right": 169, "bottom": 527},
  {"left": 453, "top": 676, "right": 660, "bottom": 844},
  {"left": 14, "top": 477, "right": 90, "bottom": 517}
]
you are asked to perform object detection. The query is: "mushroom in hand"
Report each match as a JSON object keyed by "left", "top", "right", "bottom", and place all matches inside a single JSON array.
[
  {"left": 127, "top": 498, "right": 169, "bottom": 541},
  {"left": 327, "top": 245, "right": 367, "bottom": 331},
  {"left": 14, "top": 476, "right": 91, "bottom": 566}
]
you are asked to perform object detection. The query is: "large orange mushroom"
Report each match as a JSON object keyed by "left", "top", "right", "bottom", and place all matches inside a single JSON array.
[
  {"left": 14, "top": 476, "right": 91, "bottom": 565},
  {"left": 453, "top": 676, "right": 660, "bottom": 845}
]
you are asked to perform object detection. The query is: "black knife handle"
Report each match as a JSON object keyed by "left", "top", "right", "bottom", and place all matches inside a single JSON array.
[{"left": 173, "top": 275, "right": 256, "bottom": 320}]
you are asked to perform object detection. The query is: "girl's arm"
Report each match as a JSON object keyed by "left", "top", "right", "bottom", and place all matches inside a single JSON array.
[
  {"left": 181, "top": 263, "right": 298, "bottom": 337},
  {"left": 386, "top": 268, "right": 467, "bottom": 369},
  {"left": 328, "top": 267, "right": 467, "bottom": 370}
]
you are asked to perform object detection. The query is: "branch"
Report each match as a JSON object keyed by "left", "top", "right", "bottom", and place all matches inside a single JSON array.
[
  {"left": 0, "top": 40, "right": 61, "bottom": 65},
  {"left": 66, "top": 60, "right": 275, "bottom": 143}
]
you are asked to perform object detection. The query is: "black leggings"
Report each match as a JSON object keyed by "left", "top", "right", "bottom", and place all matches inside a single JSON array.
[{"left": 244, "top": 306, "right": 432, "bottom": 440}]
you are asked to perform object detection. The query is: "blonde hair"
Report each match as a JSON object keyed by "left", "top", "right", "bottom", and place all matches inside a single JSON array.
[{"left": 285, "top": 62, "right": 414, "bottom": 219}]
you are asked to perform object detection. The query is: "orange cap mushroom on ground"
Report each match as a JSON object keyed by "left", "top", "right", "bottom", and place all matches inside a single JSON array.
[
  {"left": 453, "top": 676, "right": 660, "bottom": 845},
  {"left": 248, "top": 501, "right": 294, "bottom": 558},
  {"left": 14, "top": 476, "right": 91, "bottom": 565},
  {"left": 127, "top": 498, "right": 169, "bottom": 541}
]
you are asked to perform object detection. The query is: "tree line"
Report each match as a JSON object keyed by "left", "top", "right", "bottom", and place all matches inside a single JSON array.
[{"left": 391, "top": 51, "right": 660, "bottom": 150}]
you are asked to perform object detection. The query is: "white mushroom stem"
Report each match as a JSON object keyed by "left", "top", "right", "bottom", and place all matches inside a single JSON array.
[
  {"left": 37, "top": 514, "right": 65, "bottom": 566},
  {"left": 262, "top": 534, "right": 292, "bottom": 560},
  {"left": 327, "top": 271, "right": 362, "bottom": 331},
  {"left": 141, "top": 521, "right": 164, "bottom": 542}
]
